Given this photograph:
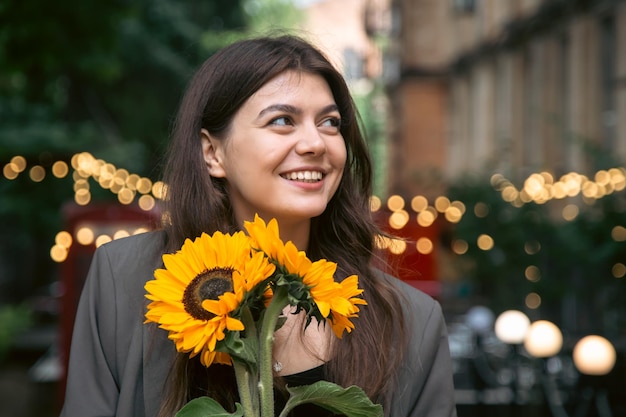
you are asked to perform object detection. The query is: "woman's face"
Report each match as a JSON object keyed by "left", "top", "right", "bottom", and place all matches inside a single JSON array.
[{"left": 202, "top": 70, "right": 347, "bottom": 230}]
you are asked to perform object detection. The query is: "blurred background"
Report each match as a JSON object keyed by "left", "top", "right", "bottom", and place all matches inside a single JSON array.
[{"left": 1, "top": 0, "right": 625, "bottom": 416}]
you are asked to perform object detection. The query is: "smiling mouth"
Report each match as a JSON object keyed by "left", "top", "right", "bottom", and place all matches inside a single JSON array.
[{"left": 280, "top": 171, "right": 324, "bottom": 183}]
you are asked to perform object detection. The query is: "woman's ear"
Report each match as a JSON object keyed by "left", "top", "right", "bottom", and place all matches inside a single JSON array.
[{"left": 201, "top": 129, "right": 227, "bottom": 178}]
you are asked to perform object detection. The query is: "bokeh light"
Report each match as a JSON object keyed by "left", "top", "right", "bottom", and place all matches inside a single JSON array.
[
  {"left": 411, "top": 195, "right": 428, "bottom": 212},
  {"left": 370, "top": 195, "right": 382, "bottom": 212},
  {"left": 417, "top": 208, "right": 436, "bottom": 227},
  {"left": 524, "top": 320, "right": 563, "bottom": 358},
  {"left": 525, "top": 292, "right": 541, "bottom": 309},
  {"left": 525, "top": 265, "right": 541, "bottom": 282},
  {"left": 76, "top": 227, "right": 95, "bottom": 245},
  {"left": 29, "top": 165, "right": 45, "bottom": 182},
  {"left": 52, "top": 161, "right": 69, "bottom": 178},
  {"left": 416, "top": 237, "right": 433, "bottom": 254},
  {"left": 477, "top": 234, "right": 494, "bottom": 251},
  {"left": 612, "top": 263, "right": 626, "bottom": 278},
  {"left": 494, "top": 310, "right": 530, "bottom": 344},
  {"left": 389, "top": 210, "right": 409, "bottom": 229},
  {"left": 573, "top": 335, "right": 616, "bottom": 376},
  {"left": 451, "top": 239, "right": 468, "bottom": 255},
  {"left": 387, "top": 194, "right": 404, "bottom": 211}
]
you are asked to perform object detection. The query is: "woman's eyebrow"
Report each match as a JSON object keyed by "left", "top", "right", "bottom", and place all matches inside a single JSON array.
[
  {"left": 258, "top": 104, "right": 301, "bottom": 118},
  {"left": 257, "top": 103, "right": 339, "bottom": 119},
  {"left": 317, "top": 104, "right": 340, "bottom": 116}
]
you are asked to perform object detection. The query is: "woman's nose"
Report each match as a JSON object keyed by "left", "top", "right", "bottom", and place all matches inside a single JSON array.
[{"left": 295, "top": 124, "right": 327, "bottom": 155}]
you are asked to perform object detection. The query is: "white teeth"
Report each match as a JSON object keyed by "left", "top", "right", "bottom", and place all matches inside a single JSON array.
[{"left": 282, "top": 171, "right": 323, "bottom": 182}]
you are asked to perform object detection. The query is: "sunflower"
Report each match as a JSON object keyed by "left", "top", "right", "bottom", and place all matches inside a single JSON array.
[
  {"left": 144, "top": 230, "right": 275, "bottom": 367},
  {"left": 244, "top": 215, "right": 367, "bottom": 337},
  {"left": 301, "top": 259, "right": 368, "bottom": 337},
  {"left": 321, "top": 274, "right": 369, "bottom": 338},
  {"left": 244, "top": 215, "right": 310, "bottom": 274}
]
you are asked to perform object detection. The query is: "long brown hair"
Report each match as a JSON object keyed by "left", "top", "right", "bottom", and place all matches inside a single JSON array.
[{"left": 158, "top": 35, "right": 407, "bottom": 416}]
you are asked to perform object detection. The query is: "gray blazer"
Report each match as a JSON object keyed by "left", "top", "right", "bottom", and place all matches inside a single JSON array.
[{"left": 60, "top": 231, "right": 457, "bottom": 417}]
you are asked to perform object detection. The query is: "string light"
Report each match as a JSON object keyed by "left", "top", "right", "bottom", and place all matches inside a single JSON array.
[
  {"left": 477, "top": 234, "right": 494, "bottom": 251},
  {"left": 411, "top": 195, "right": 428, "bottom": 212},
  {"left": 2, "top": 152, "right": 169, "bottom": 263},
  {"left": 386, "top": 194, "right": 405, "bottom": 211},
  {"left": 389, "top": 210, "right": 409, "bottom": 229},
  {"left": 495, "top": 168, "right": 626, "bottom": 206},
  {"left": 76, "top": 227, "right": 95, "bottom": 245},
  {"left": 451, "top": 239, "right": 468, "bottom": 255},
  {"left": 5, "top": 151, "right": 626, "bottom": 264},
  {"left": 416, "top": 237, "right": 433, "bottom": 254},
  {"left": 525, "top": 292, "right": 542, "bottom": 309},
  {"left": 525, "top": 265, "right": 541, "bottom": 282}
]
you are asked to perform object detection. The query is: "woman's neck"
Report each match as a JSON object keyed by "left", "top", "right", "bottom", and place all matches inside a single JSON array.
[{"left": 278, "top": 220, "right": 310, "bottom": 251}]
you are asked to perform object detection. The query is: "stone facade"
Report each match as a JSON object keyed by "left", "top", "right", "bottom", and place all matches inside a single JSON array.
[{"left": 390, "top": 0, "right": 626, "bottom": 194}]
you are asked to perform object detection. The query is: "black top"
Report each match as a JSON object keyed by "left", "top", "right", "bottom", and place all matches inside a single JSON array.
[
  {"left": 276, "top": 365, "right": 336, "bottom": 417},
  {"left": 283, "top": 364, "right": 325, "bottom": 386}
]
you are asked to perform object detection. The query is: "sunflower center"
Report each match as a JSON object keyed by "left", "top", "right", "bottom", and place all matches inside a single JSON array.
[{"left": 183, "top": 267, "right": 235, "bottom": 321}]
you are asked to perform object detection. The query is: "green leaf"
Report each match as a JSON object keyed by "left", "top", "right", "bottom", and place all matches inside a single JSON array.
[
  {"left": 219, "top": 331, "right": 257, "bottom": 366},
  {"left": 275, "top": 315, "right": 287, "bottom": 332},
  {"left": 281, "top": 381, "right": 383, "bottom": 417},
  {"left": 175, "top": 397, "right": 244, "bottom": 417}
]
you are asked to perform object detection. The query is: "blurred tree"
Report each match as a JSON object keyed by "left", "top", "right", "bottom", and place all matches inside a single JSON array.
[
  {"left": 0, "top": 0, "right": 251, "bottom": 301},
  {"left": 0, "top": 304, "right": 33, "bottom": 362},
  {"left": 244, "top": 0, "right": 303, "bottom": 33},
  {"left": 1, "top": 0, "right": 248, "bottom": 171}
]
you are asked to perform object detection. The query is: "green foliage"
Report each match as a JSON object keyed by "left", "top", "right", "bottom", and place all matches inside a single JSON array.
[
  {"left": 174, "top": 382, "right": 383, "bottom": 417},
  {"left": 0, "top": 304, "right": 33, "bottom": 362},
  {"left": 0, "top": 0, "right": 251, "bottom": 301},
  {"left": 352, "top": 81, "right": 388, "bottom": 196},
  {"left": 176, "top": 397, "right": 244, "bottom": 417},
  {"left": 0, "top": 0, "right": 250, "bottom": 169},
  {"left": 244, "top": 0, "right": 304, "bottom": 34},
  {"left": 283, "top": 383, "right": 383, "bottom": 417},
  {"left": 219, "top": 331, "right": 258, "bottom": 366},
  {"left": 447, "top": 176, "right": 626, "bottom": 334},
  {"left": 448, "top": 177, "right": 551, "bottom": 308}
]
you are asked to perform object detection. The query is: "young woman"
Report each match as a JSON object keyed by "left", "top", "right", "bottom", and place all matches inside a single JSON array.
[{"left": 60, "top": 35, "right": 457, "bottom": 417}]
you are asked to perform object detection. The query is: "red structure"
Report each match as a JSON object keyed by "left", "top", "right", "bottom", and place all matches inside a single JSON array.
[{"left": 372, "top": 209, "right": 441, "bottom": 298}]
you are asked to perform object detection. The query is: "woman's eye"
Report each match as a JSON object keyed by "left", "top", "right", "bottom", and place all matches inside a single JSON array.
[
  {"left": 320, "top": 117, "right": 341, "bottom": 129},
  {"left": 269, "top": 116, "right": 292, "bottom": 126}
]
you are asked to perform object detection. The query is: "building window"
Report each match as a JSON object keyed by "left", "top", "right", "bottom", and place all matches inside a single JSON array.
[
  {"left": 600, "top": 15, "right": 616, "bottom": 155},
  {"left": 343, "top": 47, "right": 364, "bottom": 81},
  {"left": 452, "top": 0, "right": 475, "bottom": 14}
]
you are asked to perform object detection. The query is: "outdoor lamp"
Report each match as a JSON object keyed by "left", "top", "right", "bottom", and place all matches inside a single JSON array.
[
  {"left": 524, "top": 320, "right": 563, "bottom": 358},
  {"left": 572, "top": 335, "right": 616, "bottom": 376},
  {"left": 494, "top": 310, "right": 530, "bottom": 344},
  {"left": 466, "top": 305, "right": 495, "bottom": 335}
]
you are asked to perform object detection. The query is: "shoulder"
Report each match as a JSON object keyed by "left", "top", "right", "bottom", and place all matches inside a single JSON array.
[
  {"left": 97, "top": 229, "right": 167, "bottom": 259},
  {"left": 373, "top": 269, "right": 448, "bottom": 352},
  {"left": 94, "top": 230, "right": 167, "bottom": 272},
  {"left": 87, "top": 230, "right": 168, "bottom": 298},
  {"left": 373, "top": 269, "right": 440, "bottom": 317}
]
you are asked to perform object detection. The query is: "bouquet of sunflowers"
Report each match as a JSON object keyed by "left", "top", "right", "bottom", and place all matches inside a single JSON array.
[{"left": 144, "top": 215, "right": 382, "bottom": 417}]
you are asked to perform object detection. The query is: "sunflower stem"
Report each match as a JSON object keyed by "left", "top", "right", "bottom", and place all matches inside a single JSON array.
[
  {"left": 236, "top": 307, "right": 260, "bottom": 415},
  {"left": 258, "top": 285, "right": 289, "bottom": 417},
  {"left": 233, "top": 359, "right": 258, "bottom": 417}
]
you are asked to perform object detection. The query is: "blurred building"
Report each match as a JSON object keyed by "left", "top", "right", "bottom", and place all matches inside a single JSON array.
[
  {"left": 298, "top": 0, "right": 390, "bottom": 83},
  {"left": 386, "top": 2, "right": 626, "bottom": 415},
  {"left": 387, "top": 0, "right": 626, "bottom": 197}
]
